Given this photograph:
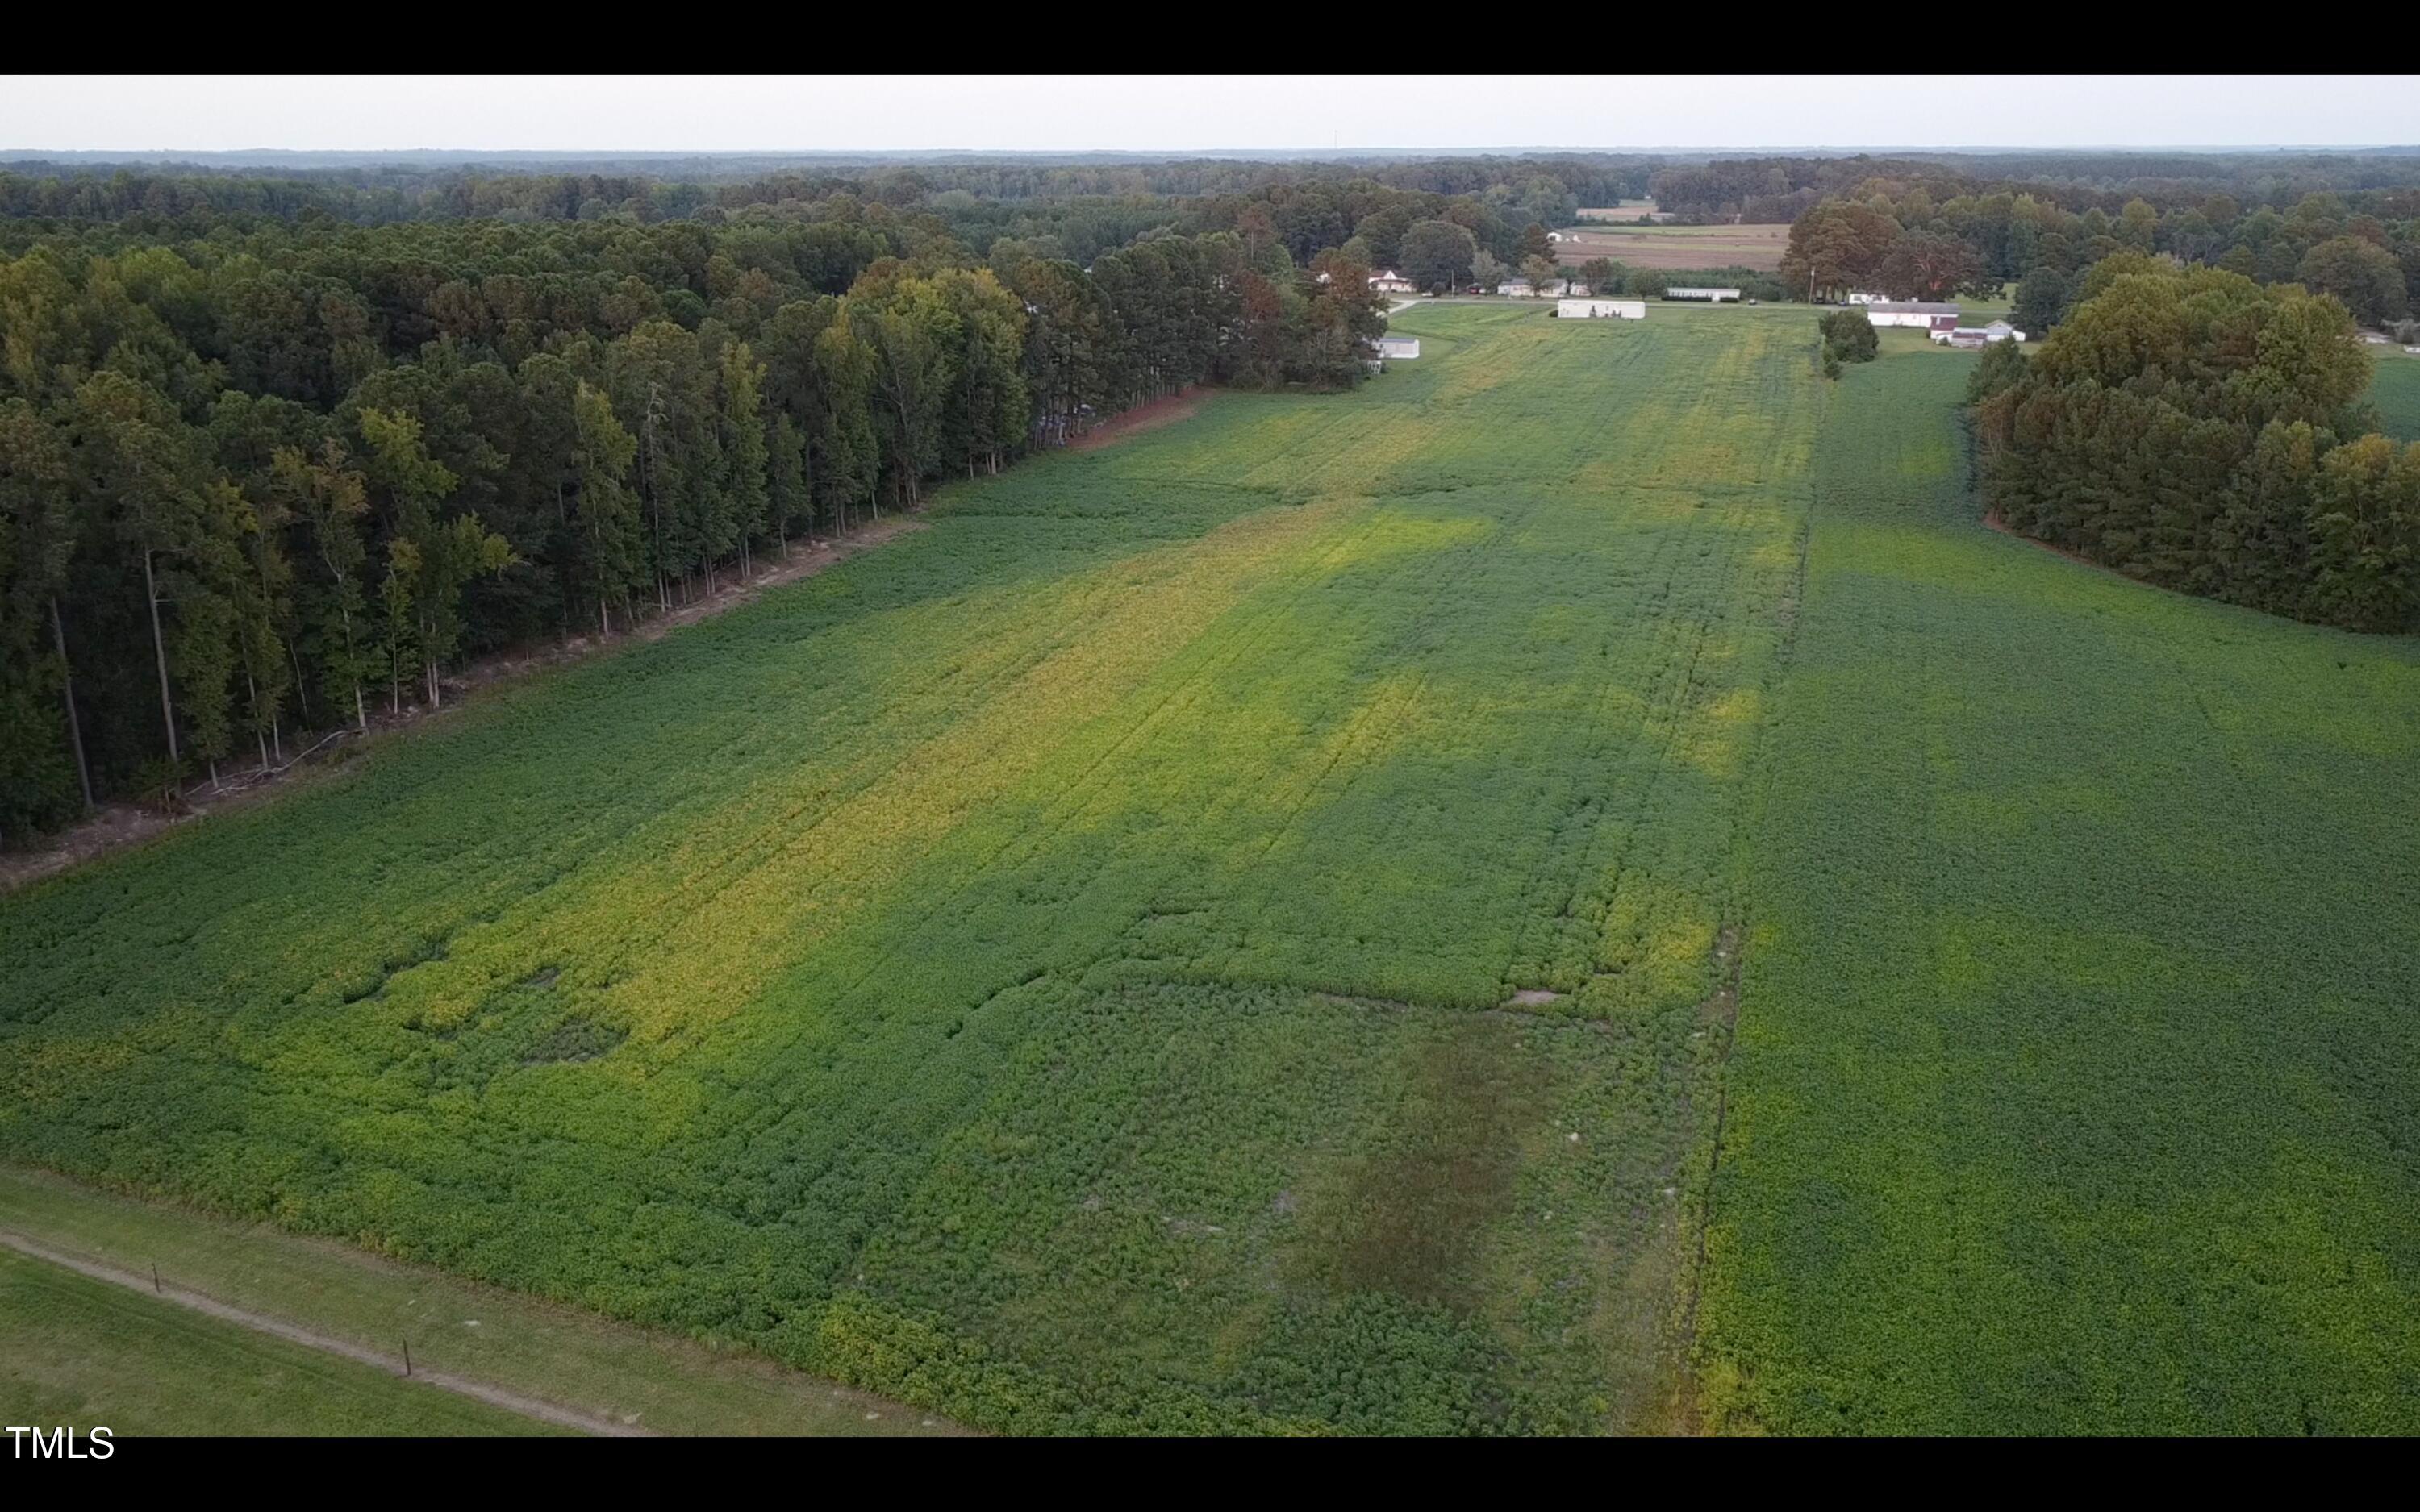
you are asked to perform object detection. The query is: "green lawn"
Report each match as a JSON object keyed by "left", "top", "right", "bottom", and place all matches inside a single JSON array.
[
  {"left": 0, "top": 1244, "right": 557, "bottom": 1435},
  {"left": 2372, "top": 354, "right": 2420, "bottom": 440},
  {"left": 0, "top": 1168, "right": 963, "bottom": 1435},
  {"left": 0, "top": 303, "right": 1824, "bottom": 1435},
  {"left": 1696, "top": 349, "right": 2420, "bottom": 1433}
]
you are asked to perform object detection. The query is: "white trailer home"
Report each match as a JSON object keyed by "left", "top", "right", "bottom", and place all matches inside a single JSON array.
[
  {"left": 1375, "top": 336, "right": 1421, "bottom": 358},
  {"left": 1558, "top": 298, "right": 1646, "bottom": 319},
  {"left": 1864, "top": 301, "right": 1962, "bottom": 328},
  {"left": 1665, "top": 286, "right": 1742, "bottom": 302}
]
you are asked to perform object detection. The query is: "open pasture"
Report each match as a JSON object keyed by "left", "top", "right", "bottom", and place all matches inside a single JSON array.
[{"left": 0, "top": 303, "right": 1825, "bottom": 1435}]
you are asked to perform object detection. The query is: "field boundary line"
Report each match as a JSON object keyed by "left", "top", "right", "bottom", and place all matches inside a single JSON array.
[{"left": 0, "top": 1228, "right": 653, "bottom": 1437}]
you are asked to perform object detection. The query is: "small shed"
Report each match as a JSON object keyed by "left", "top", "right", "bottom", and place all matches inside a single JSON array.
[{"left": 1558, "top": 298, "right": 1646, "bottom": 319}]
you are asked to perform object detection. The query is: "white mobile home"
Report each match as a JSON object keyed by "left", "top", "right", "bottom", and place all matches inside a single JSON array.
[
  {"left": 1934, "top": 320, "right": 2025, "bottom": 345},
  {"left": 1499, "top": 279, "right": 1586, "bottom": 298},
  {"left": 1665, "top": 286, "right": 1742, "bottom": 302},
  {"left": 1375, "top": 336, "right": 1421, "bottom": 359},
  {"left": 1865, "top": 301, "right": 1961, "bottom": 328},
  {"left": 1558, "top": 298, "right": 1646, "bottom": 319}
]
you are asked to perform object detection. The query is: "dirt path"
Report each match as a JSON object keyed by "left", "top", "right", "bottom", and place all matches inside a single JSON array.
[
  {"left": 1068, "top": 387, "right": 1206, "bottom": 451},
  {"left": 0, "top": 516, "right": 924, "bottom": 896},
  {"left": 0, "top": 1228, "right": 652, "bottom": 1436}
]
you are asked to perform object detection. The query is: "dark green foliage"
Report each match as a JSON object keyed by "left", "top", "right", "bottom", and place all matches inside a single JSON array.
[
  {"left": 0, "top": 201, "right": 1386, "bottom": 836},
  {"left": 1963, "top": 337, "right": 2026, "bottom": 404},
  {"left": 2011, "top": 264, "right": 2068, "bottom": 335},
  {"left": 1975, "top": 263, "right": 2420, "bottom": 631},
  {"left": 1817, "top": 308, "right": 1877, "bottom": 365}
]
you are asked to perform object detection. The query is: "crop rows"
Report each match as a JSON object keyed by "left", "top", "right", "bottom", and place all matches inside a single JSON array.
[
  {"left": 2, "top": 306, "right": 1821, "bottom": 1433},
  {"left": 1695, "top": 348, "right": 2420, "bottom": 1433}
]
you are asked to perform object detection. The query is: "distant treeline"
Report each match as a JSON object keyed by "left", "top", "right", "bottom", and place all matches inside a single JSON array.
[
  {"left": 0, "top": 156, "right": 1654, "bottom": 252},
  {"left": 1969, "top": 255, "right": 2419, "bottom": 633},
  {"left": 1780, "top": 180, "right": 2420, "bottom": 339},
  {"left": 1652, "top": 152, "right": 2420, "bottom": 225},
  {"left": 0, "top": 202, "right": 1387, "bottom": 840}
]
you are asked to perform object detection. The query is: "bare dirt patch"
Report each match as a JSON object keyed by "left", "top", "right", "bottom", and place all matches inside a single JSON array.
[
  {"left": 0, "top": 515, "right": 924, "bottom": 896},
  {"left": 1068, "top": 387, "right": 1207, "bottom": 452}
]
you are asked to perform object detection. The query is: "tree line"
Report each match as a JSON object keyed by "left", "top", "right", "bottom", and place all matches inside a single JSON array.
[
  {"left": 1781, "top": 181, "right": 2420, "bottom": 337},
  {"left": 1969, "top": 256, "right": 2419, "bottom": 633},
  {"left": 0, "top": 210, "right": 1384, "bottom": 842},
  {"left": 1654, "top": 151, "right": 2420, "bottom": 226}
]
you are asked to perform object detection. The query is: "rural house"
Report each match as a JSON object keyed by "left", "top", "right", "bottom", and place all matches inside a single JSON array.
[
  {"left": 1934, "top": 320, "right": 2025, "bottom": 346},
  {"left": 1557, "top": 298, "right": 1646, "bottom": 319},
  {"left": 1865, "top": 301, "right": 1962, "bottom": 328},
  {"left": 1368, "top": 269, "right": 1417, "bottom": 293},
  {"left": 1500, "top": 279, "right": 1586, "bottom": 298}
]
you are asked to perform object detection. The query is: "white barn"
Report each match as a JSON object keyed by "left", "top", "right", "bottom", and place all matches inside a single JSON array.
[
  {"left": 1666, "top": 286, "right": 1742, "bottom": 302},
  {"left": 1865, "top": 301, "right": 1961, "bottom": 328},
  {"left": 1375, "top": 336, "right": 1421, "bottom": 359},
  {"left": 1558, "top": 298, "right": 1646, "bottom": 319}
]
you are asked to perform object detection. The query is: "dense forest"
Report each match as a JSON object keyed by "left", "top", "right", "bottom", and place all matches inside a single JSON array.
[
  {"left": 1655, "top": 149, "right": 2420, "bottom": 225},
  {"left": 0, "top": 174, "right": 1413, "bottom": 841},
  {"left": 1969, "top": 256, "right": 2419, "bottom": 632}
]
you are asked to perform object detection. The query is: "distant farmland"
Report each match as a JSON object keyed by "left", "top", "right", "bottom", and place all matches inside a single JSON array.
[
  {"left": 1577, "top": 200, "right": 1670, "bottom": 223},
  {"left": 1554, "top": 223, "right": 1789, "bottom": 272}
]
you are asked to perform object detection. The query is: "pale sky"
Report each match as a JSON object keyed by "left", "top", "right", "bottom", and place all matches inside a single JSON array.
[{"left": 2, "top": 76, "right": 2414, "bottom": 155}]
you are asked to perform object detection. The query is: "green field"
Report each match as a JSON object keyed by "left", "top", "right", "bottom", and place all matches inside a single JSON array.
[
  {"left": 0, "top": 1167, "right": 964, "bottom": 1435},
  {"left": 6, "top": 302, "right": 2418, "bottom": 1435},
  {"left": 2374, "top": 355, "right": 2420, "bottom": 440},
  {"left": 0, "top": 1244, "right": 556, "bottom": 1435},
  {"left": 0, "top": 303, "right": 1820, "bottom": 1434},
  {"left": 1697, "top": 343, "right": 2420, "bottom": 1433}
]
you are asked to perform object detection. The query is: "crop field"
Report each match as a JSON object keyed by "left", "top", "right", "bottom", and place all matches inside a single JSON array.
[
  {"left": 1554, "top": 224, "right": 1789, "bottom": 272},
  {"left": 0, "top": 304, "right": 1823, "bottom": 1435},
  {"left": 10, "top": 300, "right": 2415, "bottom": 1437},
  {"left": 2374, "top": 356, "right": 2420, "bottom": 440},
  {"left": 0, "top": 1245, "right": 556, "bottom": 1435},
  {"left": 1695, "top": 346, "right": 2420, "bottom": 1432}
]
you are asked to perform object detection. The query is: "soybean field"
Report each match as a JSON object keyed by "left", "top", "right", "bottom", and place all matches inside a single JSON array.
[
  {"left": 10, "top": 302, "right": 2419, "bottom": 1436},
  {"left": 1696, "top": 344, "right": 2420, "bottom": 1432},
  {"left": 1, "top": 303, "right": 1818, "bottom": 1434}
]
